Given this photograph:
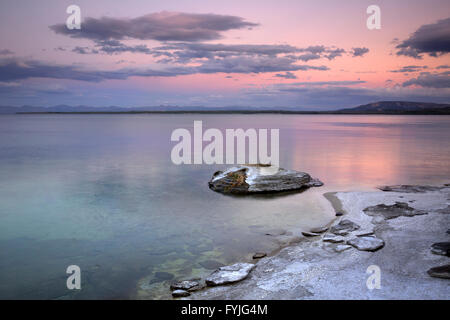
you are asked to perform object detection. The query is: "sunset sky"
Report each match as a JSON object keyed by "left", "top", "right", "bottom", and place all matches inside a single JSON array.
[{"left": 0, "top": 0, "right": 449, "bottom": 109}]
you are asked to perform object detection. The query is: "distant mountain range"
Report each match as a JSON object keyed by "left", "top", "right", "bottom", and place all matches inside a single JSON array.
[
  {"left": 0, "top": 101, "right": 449, "bottom": 114},
  {"left": 335, "top": 101, "right": 450, "bottom": 114}
]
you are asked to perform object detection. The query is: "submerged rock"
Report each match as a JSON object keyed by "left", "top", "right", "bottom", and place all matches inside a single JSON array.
[
  {"left": 329, "top": 219, "right": 360, "bottom": 236},
  {"left": 149, "top": 271, "right": 174, "bottom": 284},
  {"left": 252, "top": 252, "right": 267, "bottom": 259},
  {"left": 347, "top": 236, "right": 385, "bottom": 252},
  {"left": 172, "top": 289, "right": 190, "bottom": 297},
  {"left": 431, "top": 242, "right": 450, "bottom": 257},
  {"left": 199, "top": 260, "right": 225, "bottom": 270},
  {"left": 427, "top": 265, "right": 450, "bottom": 279},
  {"left": 302, "top": 231, "right": 320, "bottom": 237},
  {"left": 363, "top": 202, "right": 427, "bottom": 220},
  {"left": 378, "top": 185, "right": 443, "bottom": 193},
  {"left": 205, "top": 263, "right": 255, "bottom": 286},
  {"left": 208, "top": 165, "right": 323, "bottom": 194}
]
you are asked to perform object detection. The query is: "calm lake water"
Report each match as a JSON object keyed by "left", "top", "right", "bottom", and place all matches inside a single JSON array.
[{"left": 0, "top": 114, "right": 449, "bottom": 299}]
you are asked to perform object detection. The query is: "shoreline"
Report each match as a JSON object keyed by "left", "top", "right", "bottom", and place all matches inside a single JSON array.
[
  {"left": 8, "top": 111, "right": 450, "bottom": 115},
  {"left": 180, "top": 184, "right": 449, "bottom": 300}
]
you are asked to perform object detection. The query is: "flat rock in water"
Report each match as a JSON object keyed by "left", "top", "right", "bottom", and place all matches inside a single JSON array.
[
  {"left": 310, "top": 226, "right": 329, "bottom": 233},
  {"left": 347, "top": 236, "right": 385, "bottom": 252},
  {"left": 378, "top": 185, "right": 443, "bottom": 193},
  {"left": 205, "top": 263, "right": 255, "bottom": 286},
  {"left": 208, "top": 165, "right": 323, "bottom": 194},
  {"left": 172, "top": 289, "right": 190, "bottom": 298},
  {"left": 322, "top": 234, "right": 346, "bottom": 243},
  {"left": 253, "top": 252, "right": 267, "bottom": 259},
  {"left": 334, "top": 244, "right": 352, "bottom": 252},
  {"left": 363, "top": 202, "right": 427, "bottom": 220},
  {"left": 170, "top": 280, "right": 202, "bottom": 292},
  {"left": 329, "top": 219, "right": 360, "bottom": 236},
  {"left": 431, "top": 242, "right": 450, "bottom": 257},
  {"left": 302, "top": 231, "right": 320, "bottom": 237},
  {"left": 427, "top": 265, "right": 450, "bottom": 279}
]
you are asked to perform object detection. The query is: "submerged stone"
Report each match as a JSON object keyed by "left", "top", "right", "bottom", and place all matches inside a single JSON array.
[
  {"left": 363, "top": 202, "right": 427, "bottom": 219},
  {"left": 199, "top": 260, "right": 225, "bottom": 270},
  {"left": 252, "top": 252, "right": 267, "bottom": 259},
  {"left": 208, "top": 165, "right": 323, "bottom": 194},
  {"left": 329, "top": 219, "right": 360, "bottom": 236},
  {"left": 149, "top": 271, "right": 174, "bottom": 284},
  {"left": 302, "top": 231, "right": 320, "bottom": 237},
  {"left": 378, "top": 185, "right": 443, "bottom": 193},
  {"left": 431, "top": 242, "right": 450, "bottom": 257},
  {"left": 205, "top": 263, "right": 255, "bottom": 286},
  {"left": 427, "top": 265, "right": 450, "bottom": 279}
]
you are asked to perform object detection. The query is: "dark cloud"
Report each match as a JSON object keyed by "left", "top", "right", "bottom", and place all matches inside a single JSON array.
[
  {"left": 351, "top": 47, "right": 369, "bottom": 57},
  {"left": 324, "top": 48, "right": 346, "bottom": 60},
  {"left": 396, "top": 18, "right": 450, "bottom": 59},
  {"left": 150, "top": 43, "right": 354, "bottom": 65},
  {"left": 149, "top": 43, "right": 301, "bottom": 63},
  {"left": 437, "top": 64, "right": 450, "bottom": 69},
  {"left": 192, "top": 55, "right": 328, "bottom": 74},
  {"left": 296, "top": 53, "right": 321, "bottom": 62},
  {"left": 274, "top": 71, "right": 297, "bottom": 79},
  {"left": 390, "top": 65, "right": 428, "bottom": 73},
  {"left": 0, "top": 58, "right": 178, "bottom": 82},
  {"left": 301, "top": 45, "right": 326, "bottom": 54},
  {"left": 50, "top": 11, "right": 258, "bottom": 42},
  {"left": 0, "top": 56, "right": 329, "bottom": 83},
  {"left": 72, "top": 46, "right": 99, "bottom": 54},
  {"left": 402, "top": 71, "right": 450, "bottom": 88},
  {"left": 161, "top": 43, "right": 299, "bottom": 56},
  {"left": 94, "top": 40, "right": 152, "bottom": 55}
]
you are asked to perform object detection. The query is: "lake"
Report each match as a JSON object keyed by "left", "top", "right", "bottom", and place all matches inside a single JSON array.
[{"left": 0, "top": 114, "right": 449, "bottom": 299}]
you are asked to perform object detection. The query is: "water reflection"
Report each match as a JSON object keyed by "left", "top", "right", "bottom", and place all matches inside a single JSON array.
[{"left": 0, "top": 114, "right": 449, "bottom": 299}]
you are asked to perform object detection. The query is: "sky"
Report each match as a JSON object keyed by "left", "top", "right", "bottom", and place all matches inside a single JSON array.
[{"left": 0, "top": 0, "right": 449, "bottom": 110}]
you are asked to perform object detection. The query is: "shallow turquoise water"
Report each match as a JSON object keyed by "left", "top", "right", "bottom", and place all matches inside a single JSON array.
[{"left": 0, "top": 114, "right": 449, "bottom": 299}]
